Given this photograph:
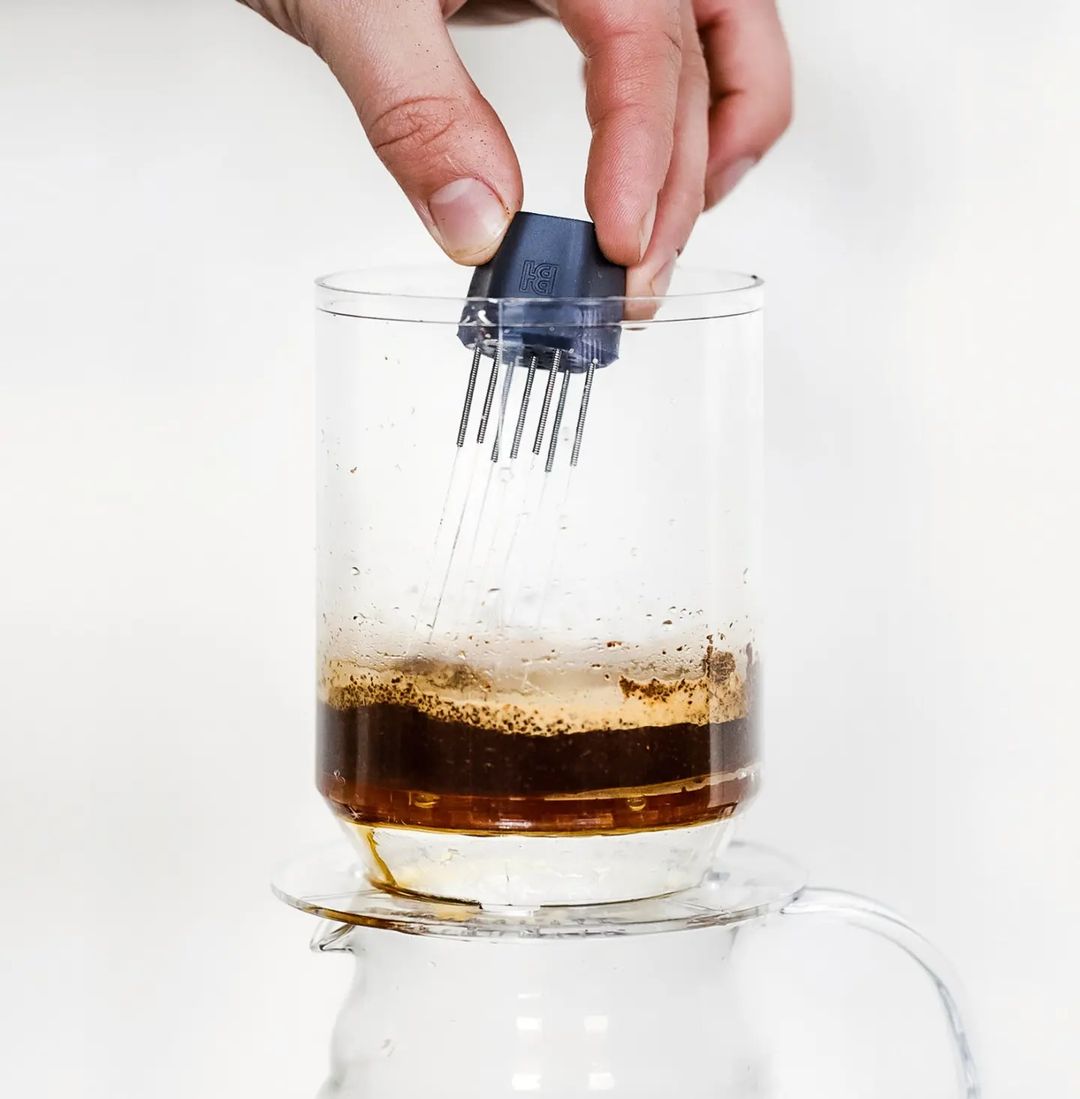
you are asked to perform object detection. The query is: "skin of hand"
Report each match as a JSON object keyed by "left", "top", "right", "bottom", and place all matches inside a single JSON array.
[{"left": 238, "top": 0, "right": 791, "bottom": 297}]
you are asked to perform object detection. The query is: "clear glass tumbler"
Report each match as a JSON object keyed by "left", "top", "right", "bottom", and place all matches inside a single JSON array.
[{"left": 315, "top": 266, "right": 763, "bottom": 905}]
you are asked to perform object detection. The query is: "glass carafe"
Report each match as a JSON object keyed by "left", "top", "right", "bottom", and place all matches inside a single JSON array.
[
  {"left": 315, "top": 267, "right": 762, "bottom": 905},
  {"left": 275, "top": 841, "right": 979, "bottom": 1098}
]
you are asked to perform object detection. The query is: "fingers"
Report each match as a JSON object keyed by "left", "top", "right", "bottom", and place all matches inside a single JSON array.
[
  {"left": 626, "top": 0, "right": 710, "bottom": 303},
  {"left": 307, "top": 0, "right": 523, "bottom": 263},
  {"left": 558, "top": 0, "right": 683, "bottom": 266},
  {"left": 243, "top": 0, "right": 787, "bottom": 275},
  {"left": 696, "top": 0, "right": 792, "bottom": 207}
]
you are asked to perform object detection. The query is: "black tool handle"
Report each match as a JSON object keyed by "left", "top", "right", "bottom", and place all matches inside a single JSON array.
[{"left": 458, "top": 212, "right": 627, "bottom": 370}]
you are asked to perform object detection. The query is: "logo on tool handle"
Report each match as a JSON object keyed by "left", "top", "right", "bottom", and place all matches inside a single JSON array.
[{"left": 519, "top": 260, "right": 559, "bottom": 295}]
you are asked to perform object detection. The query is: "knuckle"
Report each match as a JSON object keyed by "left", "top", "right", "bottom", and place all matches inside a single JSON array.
[
  {"left": 601, "top": 82, "right": 660, "bottom": 121},
  {"left": 583, "top": 9, "right": 685, "bottom": 125},
  {"left": 590, "top": 48, "right": 682, "bottom": 124},
  {"left": 366, "top": 95, "right": 460, "bottom": 160},
  {"left": 617, "top": 22, "right": 683, "bottom": 68},
  {"left": 657, "top": 20, "right": 684, "bottom": 63},
  {"left": 588, "top": 3, "right": 683, "bottom": 66},
  {"left": 593, "top": 99, "right": 666, "bottom": 149}
]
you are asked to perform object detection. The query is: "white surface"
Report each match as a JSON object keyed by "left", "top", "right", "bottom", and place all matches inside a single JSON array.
[{"left": 1, "top": 1, "right": 1078, "bottom": 1096}]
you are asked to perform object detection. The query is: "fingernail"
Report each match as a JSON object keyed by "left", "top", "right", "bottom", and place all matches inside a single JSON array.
[
  {"left": 710, "top": 156, "right": 757, "bottom": 205},
  {"left": 649, "top": 257, "right": 675, "bottom": 298},
  {"left": 427, "top": 178, "right": 510, "bottom": 262},
  {"left": 638, "top": 199, "right": 658, "bottom": 261}
]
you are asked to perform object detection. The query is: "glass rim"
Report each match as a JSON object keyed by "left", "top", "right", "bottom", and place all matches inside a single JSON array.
[{"left": 315, "top": 264, "right": 763, "bottom": 324}]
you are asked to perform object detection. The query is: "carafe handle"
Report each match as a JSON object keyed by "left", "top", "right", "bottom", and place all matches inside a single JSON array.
[{"left": 781, "top": 888, "right": 980, "bottom": 1098}]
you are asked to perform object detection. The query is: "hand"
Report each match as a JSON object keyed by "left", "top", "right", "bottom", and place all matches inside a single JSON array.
[{"left": 239, "top": 1, "right": 791, "bottom": 295}]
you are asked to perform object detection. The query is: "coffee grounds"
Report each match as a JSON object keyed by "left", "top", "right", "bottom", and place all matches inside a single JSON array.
[{"left": 317, "top": 645, "right": 759, "bottom": 834}]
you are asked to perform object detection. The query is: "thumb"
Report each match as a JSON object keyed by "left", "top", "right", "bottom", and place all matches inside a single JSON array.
[{"left": 311, "top": 0, "right": 522, "bottom": 263}]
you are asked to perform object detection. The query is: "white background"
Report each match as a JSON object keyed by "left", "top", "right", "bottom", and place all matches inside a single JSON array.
[{"left": 1, "top": 1, "right": 1078, "bottom": 1096}]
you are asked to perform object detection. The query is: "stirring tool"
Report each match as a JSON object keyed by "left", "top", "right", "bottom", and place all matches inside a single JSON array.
[{"left": 455, "top": 212, "right": 626, "bottom": 471}]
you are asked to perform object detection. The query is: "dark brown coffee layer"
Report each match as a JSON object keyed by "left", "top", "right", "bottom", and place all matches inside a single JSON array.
[{"left": 318, "top": 700, "right": 759, "bottom": 833}]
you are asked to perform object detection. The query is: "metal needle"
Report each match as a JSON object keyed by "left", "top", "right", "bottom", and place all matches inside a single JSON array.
[
  {"left": 532, "top": 348, "right": 563, "bottom": 456},
  {"left": 476, "top": 343, "right": 502, "bottom": 445},
  {"left": 569, "top": 358, "right": 597, "bottom": 467},
  {"left": 490, "top": 353, "right": 515, "bottom": 463},
  {"left": 509, "top": 354, "right": 538, "bottom": 460},
  {"left": 545, "top": 363, "right": 573, "bottom": 473},
  {"left": 456, "top": 344, "right": 483, "bottom": 447}
]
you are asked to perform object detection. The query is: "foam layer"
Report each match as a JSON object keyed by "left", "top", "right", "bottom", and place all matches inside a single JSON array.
[{"left": 320, "top": 644, "right": 749, "bottom": 736}]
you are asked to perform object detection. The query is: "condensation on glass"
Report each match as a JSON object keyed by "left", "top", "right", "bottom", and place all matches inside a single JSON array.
[{"left": 315, "top": 267, "right": 763, "bottom": 905}]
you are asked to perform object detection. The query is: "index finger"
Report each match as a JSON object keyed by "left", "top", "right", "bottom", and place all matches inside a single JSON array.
[
  {"left": 696, "top": 0, "right": 792, "bottom": 206},
  {"left": 558, "top": 0, "right": 683, "bottom": 265}
]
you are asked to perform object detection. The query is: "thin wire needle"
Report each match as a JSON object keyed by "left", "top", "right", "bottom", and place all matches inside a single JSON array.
[
  {"left": 532, "top": 348, "right": 562, "bottom": 456},
  {"left": 510, "top": 354, "right": 538, "bottom": 460},
  {"left": 456, "top": 345, "right": 483, "bottom": 447},
  {"left": 490, "top": 353, "right": 515, "bottom": 462},
  {"left": 570, "top": 358, "right": 597, "bottom": 467},
  {"left": 545, "top": 364, "right": 573, "bottom": 473},
  {"left": 476, "top": 343, "right": 502, "bottom": 445}
]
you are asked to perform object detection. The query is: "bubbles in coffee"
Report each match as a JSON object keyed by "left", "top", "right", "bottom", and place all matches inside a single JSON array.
[{"left": 317, "top": 639, "right": 758, "bottom": 836}]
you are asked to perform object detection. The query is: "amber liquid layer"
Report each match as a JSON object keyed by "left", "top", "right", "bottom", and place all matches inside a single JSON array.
[{"left": 317, "top": 701, "right": 759, "bottom": 834}]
